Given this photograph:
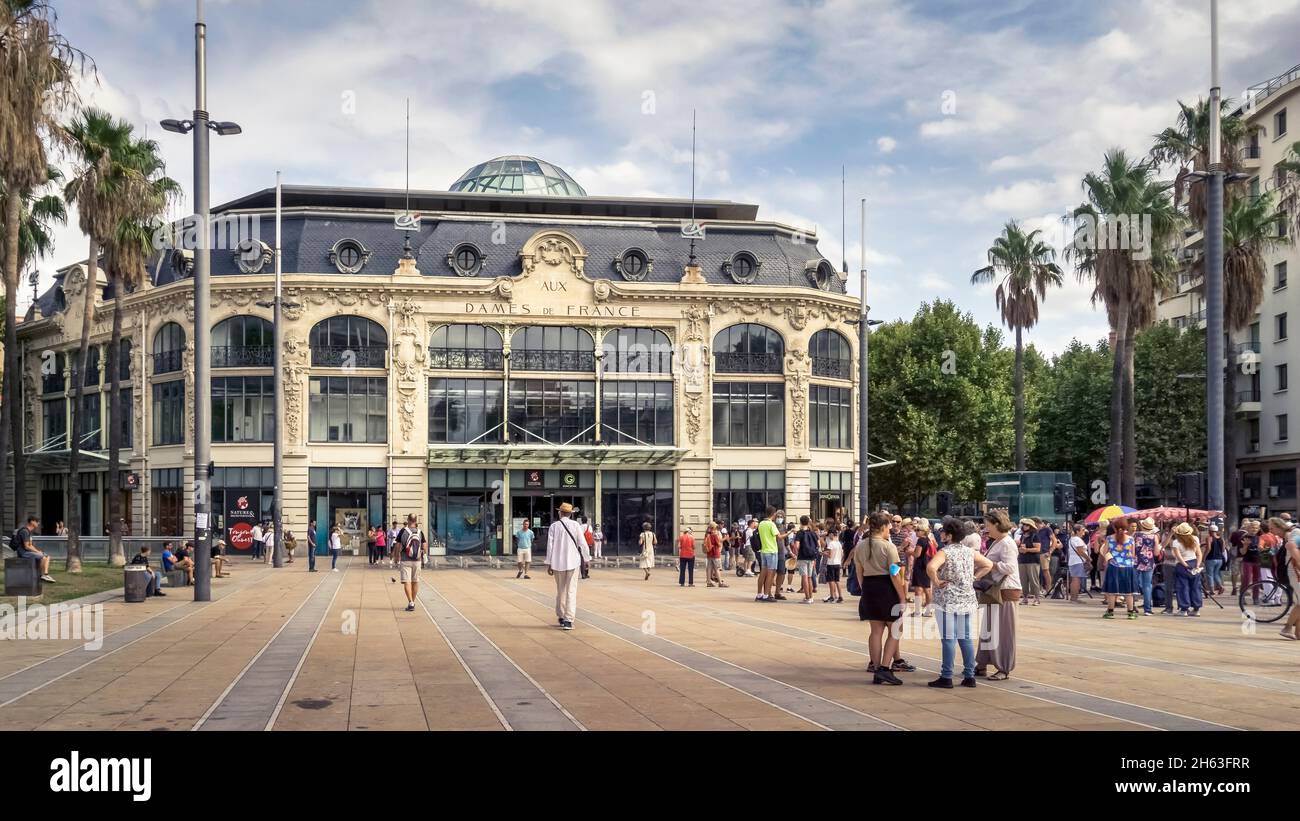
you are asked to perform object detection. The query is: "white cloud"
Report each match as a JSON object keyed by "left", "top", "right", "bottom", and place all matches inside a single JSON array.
[{"left": 876, "top": 136, "right": 897, "bottom": 154}]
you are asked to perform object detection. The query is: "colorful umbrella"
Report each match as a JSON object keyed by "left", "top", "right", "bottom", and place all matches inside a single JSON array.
[{"left": 1082, "top": 504, "right": 1137, "bottom": 525}]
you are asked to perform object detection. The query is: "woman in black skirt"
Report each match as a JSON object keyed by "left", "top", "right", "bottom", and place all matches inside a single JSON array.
[
  {"left": 857, "top": 511, "right": 907, "bottom": 685},
  {"left": 911, "top": 517, "right": 933, "bottom": 617}
]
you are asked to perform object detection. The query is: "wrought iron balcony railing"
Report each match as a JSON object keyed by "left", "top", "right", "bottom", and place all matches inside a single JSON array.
[
  {"left": 211, "top": 345, "right": 273, "bottom": 368},
  {"left": 714, "top": 351, "right": 783, "bottom": 374},
  {"left": 427, "top": 347, "right": 505, "bottom": 370},
  {"left": 511, "top": 349, "right": 596, "bottom": 372},
  {"left": 811, "top": 355, "right": 851, "bottom": 380},
  {"left": 152, "top": 350, "right": 183, "bottom": 375},
  {"left": 311, "top": 345, "right": 386, "bottom": 368}
]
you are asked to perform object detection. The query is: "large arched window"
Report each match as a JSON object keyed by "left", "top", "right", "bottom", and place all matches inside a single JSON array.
[
  {"left": 429, "top": 324, "right": 504, "bottom": 370},
  {"left": 510, "top": 326, "right": 595, "bottom": 372},
  {"left": 153, "top": 322, "right": 185, "bottom": 375},
  {"left": 212, "top": 316, "right": 273, "bottom": 367},
  {"left": 712, "top": 323, "right": 783, "bottom": 374},
  {"left": 810, "top": 329, "right": 851, "bottom": 379},
  {"left": 601, "top": 328, "right": 672, "bottom": 374},
  {"left": 310, "top": 316, "right": 388, "bottom": 367}
]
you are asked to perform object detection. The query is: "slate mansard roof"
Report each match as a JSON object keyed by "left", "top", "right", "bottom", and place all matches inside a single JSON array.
[{"left": 29, "top": 177, "right": 844, "bottom": 321}]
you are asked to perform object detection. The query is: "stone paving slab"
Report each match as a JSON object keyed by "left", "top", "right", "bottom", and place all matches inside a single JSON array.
[{"left": 195, "top": 566, "right": 344, "bottom": 731}]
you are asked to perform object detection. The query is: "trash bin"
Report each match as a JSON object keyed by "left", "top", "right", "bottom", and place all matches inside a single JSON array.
[
  {"left": 124, "top": 565, "right": 150, "bottom": 602},
  {"left": 4, "top": 557, "right": 42, "bottom": 596}
]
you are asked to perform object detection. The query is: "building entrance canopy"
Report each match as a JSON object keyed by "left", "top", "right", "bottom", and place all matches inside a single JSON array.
[{"left": 427, "top": 445, "right": 687, "bottom": 467}]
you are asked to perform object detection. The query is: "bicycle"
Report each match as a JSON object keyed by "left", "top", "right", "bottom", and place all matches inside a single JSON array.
[{"left": 1238, "top": 579, "right": 1294, "bottom": 624}]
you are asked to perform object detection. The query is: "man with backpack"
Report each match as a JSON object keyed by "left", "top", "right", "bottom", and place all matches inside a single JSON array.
[
  {"left": 396, "top": 514, "right": 426, "bottom": 612},
  {"left": 11, "top": 515, "right": 56, "bottom": 583},
  {"left": 544, "top": 502, "right": 591, "bottom": 631}
]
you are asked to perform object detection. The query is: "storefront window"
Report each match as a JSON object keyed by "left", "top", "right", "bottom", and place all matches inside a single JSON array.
[
  {"left": 428, "top": 469, "right": 503, "bottom": 555},
  {"left": 151, "top": 468, "right": 183, "bottom": 537},
  {"left": 309, "top": 467, "right": 388, "bottom": 556},
  {"left": 713, "top": 469, "right": 785, "bottom": 525},
  {"left": 600, "top": 470, "right": 672, "bottom": 555},
  {"left": 811, "top": 470, "right": 852, "bottom": 521}
]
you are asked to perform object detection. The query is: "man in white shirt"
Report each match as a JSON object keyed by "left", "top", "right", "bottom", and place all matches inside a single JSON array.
[
  {"left": 250, "top": 522, "right": 264, "bottom": 561},
  {"left": 545, "top": 502, "right": 591, "bottom": 631}
]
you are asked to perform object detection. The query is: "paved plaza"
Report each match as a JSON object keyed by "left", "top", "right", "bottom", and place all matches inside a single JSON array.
[{"left": 1, "top": 560, "right": 1297, "bottom": 732}]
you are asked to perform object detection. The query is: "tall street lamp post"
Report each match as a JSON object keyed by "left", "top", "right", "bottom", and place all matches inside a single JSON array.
[
  {"left": 161, "top": 0, "right": 241, "bottom": 601},
  {"left": 1204, "top": 0, "right": 1225, "bottom": 518}
]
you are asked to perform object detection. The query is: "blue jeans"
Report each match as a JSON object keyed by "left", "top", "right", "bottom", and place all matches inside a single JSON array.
[
  {"left": 330, "top": 548, "right": 340, "bottom": 569},
  {"left": 1175, "top": 560, "right": 1203, "bottom": 611},
  {"left": 936, "top": 608, "right": 976, "bottom": 680},
  {"left": 147, "top": 570, "right": 162, "bottom": 595},
  {"left": 1205, "top": 558, "right": 1223, "bottom": 591},
  {"left": 1135, "top": 568, "right": 1154, "bottom": 612}
]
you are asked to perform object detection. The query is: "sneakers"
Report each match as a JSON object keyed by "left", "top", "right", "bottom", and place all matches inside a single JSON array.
[
  {"left": 801, "top": 598, "right": 813, "bottom": 604},
  {"left": 823, "top": 596, "right": 836, "bottom": 603},
  {"left": 836, "top": 597, "right": 844, "bottom": 603},
  {"left": 523, "top": 574, "right": 531, "bottom": 579},
  {"left": 707, "top": 582, "right": 716, "bottom": 588},
  {"left": 405, "top": 602, "right": 415, "bottom": 612},
  {"left": 755, "top": 595, "right": 767, "bottom": 602},
  {"left": 516, "top": 571, "right": 523, "bottom": 579},
  {"left": 332, "top": 568, "right": 339, "bottom": 573},
  {"left": 927, "top": 677, "right": 953, "bottom": 689},
  {"left": 1127, "top": 610, "right": 1139, "bottom": 620},
  {"left": 40, "top": 574, "right": 56, "bottom": 583},
  {"left": 774, "top": 594, "right": 788, "bottom": 601},
  {"left": 960, "top": 677, "right": 977, "bottom": 688},
  {"left": 1189, "top": 609, "right": 1201, "bottom": 617},
  {"left": 1102, "top": 610, "right": 1115, "bottom": 619},
  {"left": 1280, "top": 628, "right": 1298, "bottom": 641},
  {"left": 891, "top": 659, "right": 916, "bottom": 673},
  {"left": 717, "top": 583, "right": 728, "bottom": 588},
  {"left": 872, "top": 669, "right": 903, "bottom": 686},
  {"left": 561, "top": 620, "right": 574, "bottom": 631}
]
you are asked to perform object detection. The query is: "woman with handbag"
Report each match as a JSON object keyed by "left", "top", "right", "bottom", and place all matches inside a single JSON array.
[
  {"left": 974, "top": 509, "right": 1021, "bottom": 681},
  {"left": 856, "top": 511, "right": 907, "bottom": 686},
  {"left": 638, "top": 521, "right": 657, "bottom": 581},
  {"left": 927, "top": 518, "right": 995, "bottom": 688}
]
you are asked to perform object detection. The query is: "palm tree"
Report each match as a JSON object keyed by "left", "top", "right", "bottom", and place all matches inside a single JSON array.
[
  {"left": 971, "top": 222, "right": 1063, "bottom": 470},
  {"left": 62, "top": 109, "right": 134, "bottom": 572},
  {"left": 1070, "top": 149, "right": 1183, "bottom": 505},
  {"left": 0, "top": 165, "right": 65, "bottom": 519},
  {"left": 1150, "top": 98, "right": 1257, "bottom": 227},
  {"left": 101, "top": 137, "right": 178, "bottom": 566},
  {"left": 0, "top": 0, "right": 82, "bottom": 533},
  {"left": 1211, "top": 192, "right": 1286, "bottom": 526}
]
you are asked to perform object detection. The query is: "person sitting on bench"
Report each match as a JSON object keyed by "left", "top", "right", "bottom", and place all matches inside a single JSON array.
[
  {"left": 129, "top": 546, "right": 164, "bottom": 597},
  {"left": 162, "top": 541, "right": 195, "bottom": 586},
  {"left": 10, "top": 515, "right": 56, "bottom": 583}
]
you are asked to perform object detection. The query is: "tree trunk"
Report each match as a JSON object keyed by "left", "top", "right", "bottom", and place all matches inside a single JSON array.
[
  {"left": 1108, "top": 301, "right": 1128, "bottom": 506},
  {"left": 0, "top": 193, "right": 18, "bottom": 534},
  {"left": 1014, "top": 325, "right": 1025, "bottom": 471},
  {"left": 65, "top": 238, "right": 96, "bottom": 574},
  {"left": 1224, "top": 352, "right": 1239, "bottom": 528},
  {"left": 1121, "top": 314, "right": 1138, "bottom": 506},
  {"left": 107, "top": 276, "right": 124, "bottom": 566}
]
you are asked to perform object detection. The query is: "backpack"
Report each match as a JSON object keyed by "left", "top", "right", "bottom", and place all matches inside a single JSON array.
[
  {"left": 749, "top": 528, "right": 762, "bottom": 553},
  {"left": 402, "top": 528, "right": 423, "bottom": 560}
]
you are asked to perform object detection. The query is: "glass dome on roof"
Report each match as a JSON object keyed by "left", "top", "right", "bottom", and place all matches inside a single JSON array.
[{"left": 449, "top": 155, "right": 587, "bottom": 196}]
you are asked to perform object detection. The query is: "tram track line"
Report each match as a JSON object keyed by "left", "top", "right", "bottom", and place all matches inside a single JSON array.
[
  {"left": 194, "top": 565, "right": 343, "bottom": 731},
  {"left": 496, "top": 580, "right": 903, "bottom": 731},
  {"left": 420, "top": 580, "right": 584, "bottom": 731},
  {"left": 0, "top": 567, "right": 278, "bottom": 710},
  {"left": 594, "top": 584, "right": 1240, "bottom": 731}
]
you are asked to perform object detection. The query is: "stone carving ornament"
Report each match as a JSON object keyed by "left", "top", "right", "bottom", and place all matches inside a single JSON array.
[
  {"left": 786, "top": 347, "right": 809, "bottom": 450},
  {"left": 282, "top": 334, "right": 308, "bottom": 446}
]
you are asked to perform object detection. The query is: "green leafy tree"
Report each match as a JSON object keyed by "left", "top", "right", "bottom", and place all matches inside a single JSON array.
[
  {"left": 1132, "top": 323, "right": 1207, "bottom": 493},
  {"left": 971, "top": 221, "right": 1063, "bottom": 471},
  {"left": 1028, "top": 339, "right": 1112, "bottom": 495},
  {"left": 868, "top": 300, "right": 1014, "bottom": 509}
]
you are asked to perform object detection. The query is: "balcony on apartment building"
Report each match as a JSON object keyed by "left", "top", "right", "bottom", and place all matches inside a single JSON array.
[
  {"left": 1234, "top": 386, "right": 1262, "bottom": 416},
  {"left": 1241, "top": 141, "right": 1262, "bottom": 171}
]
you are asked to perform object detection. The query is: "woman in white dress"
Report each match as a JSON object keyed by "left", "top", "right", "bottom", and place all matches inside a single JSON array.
[{"left": 638, "top": 522, "right": 657, "bottom": 580}]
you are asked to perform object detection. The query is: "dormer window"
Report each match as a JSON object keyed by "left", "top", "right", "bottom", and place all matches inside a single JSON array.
[
  {"left": 724, "top": 251, "right": 759, "bottom": 284},
  {"left": 329, "top": 238, "right": 371, "bottom": 274},
  {"left": 447, "top": 243, "right": 484, "bottom": 276},
  {"left": 614, "top": 248, "right": 651, "bottom": 281}
]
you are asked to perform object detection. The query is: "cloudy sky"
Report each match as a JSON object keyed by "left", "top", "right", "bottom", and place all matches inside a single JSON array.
[{"left": 37, "top": 0, "right": 1300, "bottom": 355}]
